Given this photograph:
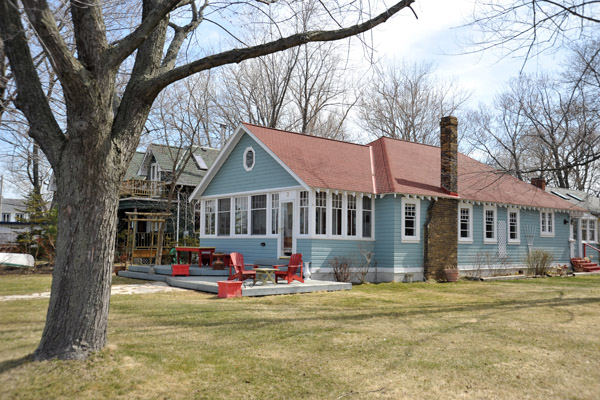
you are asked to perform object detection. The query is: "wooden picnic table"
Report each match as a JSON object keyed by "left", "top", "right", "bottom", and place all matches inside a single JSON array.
[
  {"left": 175, "top": 246, "right": 216, "bottom": 267},
  {"left": 254, "top": 267, "right": 277, "bottom": 285}
]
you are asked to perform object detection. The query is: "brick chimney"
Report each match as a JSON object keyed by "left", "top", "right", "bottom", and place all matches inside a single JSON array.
[
  {"left": 531, "top": 177, "right": 546, "bottom": 190},
  {"left": 440, "top": 116, "right": 458, "bottom": 196}
]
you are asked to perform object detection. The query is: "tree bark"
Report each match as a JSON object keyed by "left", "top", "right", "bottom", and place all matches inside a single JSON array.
[{"left": 34, "top": 137, "right": 127, "bottom": 360}]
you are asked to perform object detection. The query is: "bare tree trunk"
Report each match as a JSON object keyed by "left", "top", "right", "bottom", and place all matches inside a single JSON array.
[{"left": 34, "top": 146, "right": 126, "bottom": 360}]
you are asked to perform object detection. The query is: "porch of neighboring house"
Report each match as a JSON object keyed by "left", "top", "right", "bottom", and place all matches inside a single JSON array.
[{"left": 117, "top": 263, "right": 351, "bottom": 297}]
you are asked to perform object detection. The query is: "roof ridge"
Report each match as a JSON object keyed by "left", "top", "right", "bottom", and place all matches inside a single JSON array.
[{"left": 243, "top": 122, "right": 369, "bottom": 148}]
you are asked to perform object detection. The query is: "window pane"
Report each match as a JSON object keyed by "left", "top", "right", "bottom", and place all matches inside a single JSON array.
[
  {"left": 271, "top": 194, "right": 279, "bottom": 235},
  {"left": 251, "top": 195, "right": 266, "bottom": 235},
  {"left": 362, "top": 196, "right": 372, "bottom": 238},
  {"left": 404, "top": 203, "right": 416, "bottom": 237},
  {"left": 582, "top": 219, "right": 588, "bottom": 241},
  {"left": 485, "top": 209, "right": 495, "bottom": 239},
  {"left": 332, "top": 193, "right": 342, "bottom": 235},
  {"left": 347, "top": 195, "right": 356, "bottom": 236},
  {"left": 235, "top": 197, "right": 248, "bottom": 234},
  {"left": 204, "top": 200, "right": 215, "bottom": 235},
  {"left": 316, "top": 192, "right": 327, "bottom": 235},
  {"left": 509, "top": 211, "right": 518, "bottom": 240},
  {"left": 218, "top": 198, "right": 230, "bottom": 236},
  {"left": 460, "top": 207, "right": 470, "bottom": 239},
  {"left": 300, "top": 191, "right": 309, "bottom": 234}
]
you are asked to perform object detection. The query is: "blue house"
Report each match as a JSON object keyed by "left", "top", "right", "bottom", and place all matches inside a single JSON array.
[{"left": 190, "top": 117, "right": 584, "bottom": 281}]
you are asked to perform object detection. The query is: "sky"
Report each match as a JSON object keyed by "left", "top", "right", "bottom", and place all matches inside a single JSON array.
[{"left": 366, "top": 0, "right": 561, "bottom": 107}]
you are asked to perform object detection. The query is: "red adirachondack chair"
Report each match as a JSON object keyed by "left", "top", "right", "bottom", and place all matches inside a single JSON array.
[
  {"left": 228, "top": 252, "right": 257, "bottom": 283},
  {"left": 274, "top": 253, "right": 304, "bottom": 284}
]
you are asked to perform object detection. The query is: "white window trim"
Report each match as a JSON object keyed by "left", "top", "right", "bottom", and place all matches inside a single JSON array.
[
  {"left": 581, "top": 216, "right": 597, "bottom": 244},
  {"left": 458, "top": 203, "right": 473, "bottom": 243},
  {"left": 401, "top": 197, "right": 420, "bottom": 243},
  {"left": 243, "top": 146, "right": 255, "bottom": 172},
  {"left": 507, "top": 207, "right": 520, "bottom": 244},
  {"left": 540, "top": 210, "right": 555, "bottom": 238},
  {"left": 483, "top": 205, "right": 497, "bottom": 244}
]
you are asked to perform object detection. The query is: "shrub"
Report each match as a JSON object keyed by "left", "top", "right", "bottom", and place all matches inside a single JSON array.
[
  {"left": 525, "top": 250, "right": 554, "bottom": 276},
  {"left": 329, "top": 256, "right": 353, "bottom": 282}
]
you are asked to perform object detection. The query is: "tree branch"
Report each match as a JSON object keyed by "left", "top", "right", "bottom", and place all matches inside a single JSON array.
[
  {"left": 146, "top": 0, "right": 416, "bottom": 95},
  {"left": 21, "top": 0, "right": 87, "bottom": 96},
  {"left": 69, "top": 0, "right": 109, "bottom": 68},
  {"left": 105, "top": 0, "right": 182, "bottom": 68},
  {"left": 0, "top": 0, "right": 65, "bottom": 166}
]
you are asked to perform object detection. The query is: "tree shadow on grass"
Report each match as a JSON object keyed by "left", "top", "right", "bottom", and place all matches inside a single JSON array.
[{"left": 0, "top": 355, "right": 31, "bottom": 374}]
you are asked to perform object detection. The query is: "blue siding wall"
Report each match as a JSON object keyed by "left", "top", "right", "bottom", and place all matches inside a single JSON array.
[
  {"left": 203, "top": 133, "right": 300, "bottom": 196},
  {"left": 297, "top": 238, "right": 374, "bottom": 270},
  {"left": 458, "top": 206, "right": 571, "bottom": 267},
  {"left": 374, "top": 196, "right": 398, "bottom": 270},
  {"left": 198, "top": 238, "right": 278, "bottom": 264}
]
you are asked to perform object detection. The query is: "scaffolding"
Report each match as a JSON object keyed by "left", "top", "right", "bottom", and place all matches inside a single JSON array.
[{"left": 125, "top": 211, "right": 173, "bottom": 265}]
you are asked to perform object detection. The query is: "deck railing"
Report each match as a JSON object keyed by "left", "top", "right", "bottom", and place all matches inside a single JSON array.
[
  {"left": 132, "top": 232, "right": 174, "bottom": 249},
  {"left": 120, "top": 179, "right": 167, "bottom": 198},
  {"left": 583, "top": 242, "right": 600, "bottom": 260}
]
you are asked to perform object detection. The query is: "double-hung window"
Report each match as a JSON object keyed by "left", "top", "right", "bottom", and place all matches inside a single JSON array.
[
  {"left": 484, "top": 206, "right": 497, "bottom": 243},
  {"left": 508, "top": 208, "right": 520, "bottom": 243},
  {"left": 299, "top": 191, "right": 309, "bottom": 235},
  {"left": 458, "top": 204, "right": 472, "bottom": 242},
  {"left": 315, "top": 191, "right": 327, "bottom": 235},
  {"left": 218, "top": 198, "right": 231, "bottom": 236},
  {"left": 347, "top": 195, "right": 357, "bottom": 237},
  {"left": 251, "top": 195, "right": 267, "bottom": 235},
  {"left": 332, "top": 193, "right": 343, "bottom": 236},
  {"left": 540, "top": 211, "right": 554, "bottom": 237},
  {"left": 362, "top": 196, "right": 372, "bottom": 238},
  {"left": 401, "top": 198, "right": 419, "bottom": 242},
  {"left": 582, "top": 218, "right": 597, "bottom": 243},
  {"left": 204, "top": 200, "right": 215, "bottom": 235},
  {"left": 234, "top": 197, "right": 248, "bottom": 235}
]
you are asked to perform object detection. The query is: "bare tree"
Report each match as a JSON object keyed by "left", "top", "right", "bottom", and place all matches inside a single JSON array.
[
  {"left": 464, "top": 73, "right": 600, "bottom": 190},
  {"left": 358, "top": 59, "right": 471, "bottom": 145},
  {"left": 0, "top": 0, "right": 418, "bottom": 360}
]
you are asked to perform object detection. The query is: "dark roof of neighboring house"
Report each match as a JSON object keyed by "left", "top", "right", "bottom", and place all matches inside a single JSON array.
[
  {"left": 546, "top": 187, "right": 600, "bottom": 216},
  {"left": 242, "top": 123, "right": 583, "bottom": 212},
  {"left": 124, "top": 152, "right": 146, "bottom": 180},
  {"left": 133, "top": 144, "right": 219, "bottom": 187}
]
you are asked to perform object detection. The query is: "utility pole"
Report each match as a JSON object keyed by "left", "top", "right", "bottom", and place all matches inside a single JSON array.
[{"left": 0, "top": 175, "right": 3, "bottom": 216}]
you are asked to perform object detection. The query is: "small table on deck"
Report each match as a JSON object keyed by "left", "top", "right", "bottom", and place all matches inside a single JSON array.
[
  {"left": 254, "top": 267, "right": 277, "bottom": 285},
  {"left": 175, "top": 247, "right": 215, "bottom": 267}
]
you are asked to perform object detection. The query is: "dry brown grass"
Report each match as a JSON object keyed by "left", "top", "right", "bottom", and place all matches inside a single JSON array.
[{"left": 1, "top": 276, "right": 600, "bottom": 399}]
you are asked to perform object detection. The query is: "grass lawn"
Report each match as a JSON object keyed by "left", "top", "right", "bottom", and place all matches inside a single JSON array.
[{"left": 1, "top": 275, "right": 600, "bottom": 399}]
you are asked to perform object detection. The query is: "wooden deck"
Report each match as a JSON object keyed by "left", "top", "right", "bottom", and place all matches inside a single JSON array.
[{"left": 118, "top": 265, "right": 351, "bottom": 297}]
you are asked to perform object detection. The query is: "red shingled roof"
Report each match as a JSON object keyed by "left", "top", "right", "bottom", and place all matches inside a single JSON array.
[
  {"left": 245, "top": 123, "right": 374, "bottom": 193},
  {"left": 243, "top": 123, "right": 581, "bottom": 211}
]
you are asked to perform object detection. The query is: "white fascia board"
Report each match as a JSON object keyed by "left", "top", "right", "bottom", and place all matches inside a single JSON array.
[{"left": 189, "top": 123, "right": 246, "bottom": 202}]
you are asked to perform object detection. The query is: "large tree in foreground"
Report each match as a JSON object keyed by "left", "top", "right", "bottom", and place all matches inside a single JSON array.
[{"left": 0, "top": 0, "right": 417, "bottom": 360}]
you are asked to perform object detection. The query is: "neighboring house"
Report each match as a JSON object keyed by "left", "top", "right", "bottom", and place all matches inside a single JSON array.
[
  {"left": 190, "top": 118, "right": 583, "bottom": 282},
  {"left": 118, "top": 144, "right": 220, "bottom": 246},
  {"left": 546, "top": 186, "right": 599, "bottom": 259},
  {"left": 0, "top": 198, "right": 28, "bottom": 248}
]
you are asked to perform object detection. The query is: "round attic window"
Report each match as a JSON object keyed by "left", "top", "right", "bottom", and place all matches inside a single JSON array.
[{"left": 243, "top": 147, "right": 255, "bottom": 171}]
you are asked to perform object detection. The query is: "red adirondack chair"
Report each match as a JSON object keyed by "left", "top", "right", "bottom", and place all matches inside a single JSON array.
[
  {"left": 274, "top": 253, "right": 304, "bottom": 284},
  {"left": 228, "top": 252, "right": 257, "bottom": 283}
]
